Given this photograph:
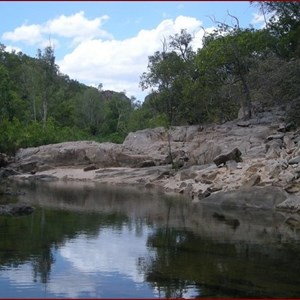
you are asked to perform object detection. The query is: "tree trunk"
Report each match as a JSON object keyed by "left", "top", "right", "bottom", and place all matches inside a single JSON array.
[
  {"left": 43, "top": 96, "right": 47, "bottom": 128},
  {"left": 240, "top": 73, "right": 252, "bottom": 120}
]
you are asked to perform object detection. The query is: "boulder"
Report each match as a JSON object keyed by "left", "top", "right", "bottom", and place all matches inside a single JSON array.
[
  {"left": 83, "top": 164, "right": 98, "bottom": 172},
  {"left": 0, "top": 153, "right": 12, "bottom": 168},
  {"left": 288, "top": 156, "right": 300, "bottom": 165},
  {"left": 199, "top": 186, "right": 287, "bottom": 210},
  {"left": 276, "top": 195, "right": 300, "bottom": 212},
  {"left": 213, "top": 148, "right": 242, "bottom": 167}
]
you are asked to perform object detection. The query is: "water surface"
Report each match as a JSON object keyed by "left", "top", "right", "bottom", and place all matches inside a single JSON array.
[{"left": 0, "top": 181, "right": 300, "bottom": 298}]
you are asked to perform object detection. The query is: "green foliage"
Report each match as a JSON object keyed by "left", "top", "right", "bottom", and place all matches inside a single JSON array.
[
  {"left": 254, "top": 2, "right": 300, "bottom": 58},
  {"left": 141, "top": 4, "right": 300, "bottom": 125},
  {"left": 0, "top": 44, "right": 137, "bottom": 154},
  {"left": 0, "top": 118, "right": 91, "bottom": 155}
]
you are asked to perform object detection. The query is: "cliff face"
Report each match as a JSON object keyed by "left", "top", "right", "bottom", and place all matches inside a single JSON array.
[{"left": 5, "top": 106, "right": 300, "bottom": 213}]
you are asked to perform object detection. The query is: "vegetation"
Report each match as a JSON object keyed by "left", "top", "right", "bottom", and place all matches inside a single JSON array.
[{"left": 0, "top": 2, "right": 299, "bottom": 155}]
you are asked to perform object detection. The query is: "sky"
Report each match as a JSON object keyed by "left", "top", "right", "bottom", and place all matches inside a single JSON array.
[{"left": 0, "top": 1, "right": 265, "bottom": 102}]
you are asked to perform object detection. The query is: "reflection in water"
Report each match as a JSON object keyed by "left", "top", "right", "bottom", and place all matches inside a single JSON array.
[{"left": 0, "top": 181, "right": 300, "bottom": 298}]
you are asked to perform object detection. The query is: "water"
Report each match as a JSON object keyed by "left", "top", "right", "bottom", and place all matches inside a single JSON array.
[{"left": 0, "top": 180, "right": 300, "bottom": 298}]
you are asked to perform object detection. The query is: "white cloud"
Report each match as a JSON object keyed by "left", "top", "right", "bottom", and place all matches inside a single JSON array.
[
  {"left": 2, "top": 24, "right": 43, "bottom": 45},
  {"left": 58, "top": 15, "right": 206, "bottom": 101},
  {"left": 2, "top": 13, "right": 209, "bottom": 101},
  {"left": 1, "top": 11, "right": 112, "bottom": 48},
  {"left": 45, "top": 11, "right": 112, "bottom": 45},
  {"left": 5, "top": 45, "right": 22, "bottom": 53}
]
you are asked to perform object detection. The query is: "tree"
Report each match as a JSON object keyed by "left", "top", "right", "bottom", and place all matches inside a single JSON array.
[
  {"left": 195, "top": 17, "right": 273, "bottom": 120},
  {"left": 140, "top": 30, "right": 195, "bottom": 125},
  {"left": 77, "top": 88, "right": 104, "bottom": 135},
  {"left": 36, "top": 46, "right": 58, "bottom": 127},
  {"left": 253, "top": 1, "right": 300, "bottom": 58}
]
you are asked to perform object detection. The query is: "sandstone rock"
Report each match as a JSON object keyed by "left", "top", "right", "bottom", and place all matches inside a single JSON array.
[
  {"left": 276, "top": 195, "right": 300, "bottom": 212},
  {"left": 237, "top": 121, "right": 251, "bottom": 127},
  {"left": 197, "top": 189, "right": 211, "bottom": 199},
  {"left": 245, "top": 162, "right": 265, "bottom": 175},
  {"left": 267, "top": 133, "right": 285, "bottom": 140},
  {"left": 288, "top": 156, "right": 300, "bottom": 165},
  {"left": 243, "top": 174, "right": 261, "bottom": 188},
  {"left": 284, "top": 183, "right": 300, "bottom": 194},
  {"left": 225, "top": 160, "right": 238, "bottom": 170},
  {"left": 207, "top": 186, "right": 222, "bottom": 193},
  {"left": 179, "top": 182, "right": 193, "bottom": 196},
  {"left": 179, "top": 169, "right": 197, "bottom": 181},
  {"left": 136, "top": 160, "right": 156, "bottom": 168},
  {"left": 84, "top": 164, "right": 98, "bottom": 172},
  {"left": 189, "top": 141, "right": 222, "bottom": 165},
  {"left": 265, "top": 139, "right": 282, "bottom": 159},
  {"left": 213, "top": 148, "right": 242, "bottom": 167},
  {"left": 277, "top": 121, "right": 295, "bottom": 132},
  {"left": 283, "top": 136, "right": 295, "bottom": 152},
  {"left": 199, "top": 186, "right": 287, "bottom": 209}
]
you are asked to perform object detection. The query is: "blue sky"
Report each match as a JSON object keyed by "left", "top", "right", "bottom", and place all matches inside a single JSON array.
[{"left": 0, "top": 1, "right": 264, "bottom": 101}]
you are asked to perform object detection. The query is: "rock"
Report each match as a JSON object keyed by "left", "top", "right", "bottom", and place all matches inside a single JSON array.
[
  {"left": 189, "top": 141, "right": 222, "bottom": 165},
  {"left": 179, "top": 169, "right": 197, "bottom": 181},
  {"left": 199, "top": 178, "right": 213, "bottom": 185},
  {"left": 285, "top": 217, "right": 300, "bottom": 228},
  {"left": 0, "top": 153, "right": 12, "bottom": 168},
  {"left": 198, "top": 189, "right": 211, "bottom": 199},
  {"left": 288, "top": 156, "right": 300, "bottom": 165},
  {"left": 0, "top": 204, "right": 35, "bottom": 216},
  {"left": 243, "top": 174, "right": 261, "bottom": 188},
  {"left": 213, "top": 148, "right": 242, "bottom": 167},
  {"left": 265, "top": 139, "right": 282, "bottom": 159},
  {"left": 179, "top": 182, "right": 193, "bottom": 196},
  {"left": 284, "top": 183, "right": 300, "bottom": 194},
  {"left": 83, "top": 164, "right": 98, "bottom": 172},
  {"left": 28, "top": 174, "right": 58, "bottom": 182},
  {"left": 136, "top": 160, "right": 156, "bottom": 168},
  {"left": 0, "top": 168, "right": 20, "bottom": 179},
  {"left": 277, "top": 121, "right": 295, "bottom": 132},
  {"left": 276, "top": 195, "right": 300, "bottom": 212},
  {"left": 225, "top": 160, "right": 238, "bottom": 170},
  {"left": 237, "top": 121, "right": 251, "bottom": 127},
  {"left": 267, "top": 133, "right": 285, "bottom": 140},
  {"left": 283, "top": 136, "right": 295, "bottom": 152},
  {"left": 207, "top": 186, "right": 222, "bottom": 193},
  {"left": 245, "top": 162, "right": 265, "bottom": 175},
  {"left": 200, "top": 186, "right": 287, "bottom": 209}
]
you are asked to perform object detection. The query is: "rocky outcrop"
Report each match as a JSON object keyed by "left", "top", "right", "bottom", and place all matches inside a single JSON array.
[
  {"left": 5, "top": 106, "right": 300, "bottom": 213},
  {"left": 10, "top": 141, "right": 153, "bottom": 173}
]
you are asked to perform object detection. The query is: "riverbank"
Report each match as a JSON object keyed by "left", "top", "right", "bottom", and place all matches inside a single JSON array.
[{"left": 3, "top": 105, "right": 300, "bottom": 213}]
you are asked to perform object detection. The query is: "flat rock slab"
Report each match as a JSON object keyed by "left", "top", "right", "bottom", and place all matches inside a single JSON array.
[{"left": 199, "top": 186, "right": 288, "bottom": 210}]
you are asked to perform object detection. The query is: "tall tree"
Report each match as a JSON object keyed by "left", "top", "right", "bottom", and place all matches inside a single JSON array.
[{"left": 36, "top": 46, "right": 58, "bottom": 127}]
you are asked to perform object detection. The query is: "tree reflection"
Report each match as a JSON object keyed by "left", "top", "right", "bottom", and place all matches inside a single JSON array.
[{"left": 32, "top": 247, "right": 54, "bottom": 284}]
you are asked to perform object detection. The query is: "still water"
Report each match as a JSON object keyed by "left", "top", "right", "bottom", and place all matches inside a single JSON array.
[{"left": 0, "top": 180, "right": 300, "bottom": 298}]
